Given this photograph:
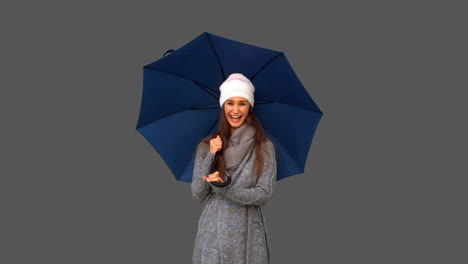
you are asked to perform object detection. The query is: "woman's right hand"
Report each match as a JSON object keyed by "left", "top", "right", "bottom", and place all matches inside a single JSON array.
[{"left": 209, "top": 135, "right": 222, "bottom": 155}]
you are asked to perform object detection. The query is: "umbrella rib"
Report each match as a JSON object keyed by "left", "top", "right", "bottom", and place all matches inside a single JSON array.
[
  {"left": 136, "top": 106, "right": 219, "bottom": 131},
  {"left": 144, "top": 67, "right": 220, "bottom": 100},
  {"left": 255, "top": 100, "right": 323, "bottom": 115},
  {"left": 250, "top": 52, "right": 284, "bottom": 81},
  {"left": 198, "top": 83, "right": 219, "bottom": 99},
  {"left": 263, "top": 132, "right": 303, "bottom": 174},
  {"left": 206, "top": 33, "right": 226, "bottom": 80}
]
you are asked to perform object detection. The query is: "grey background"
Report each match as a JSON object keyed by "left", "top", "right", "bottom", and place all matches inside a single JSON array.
[{"left": 2, "top": 1, "right": 466, "bottom": 263}]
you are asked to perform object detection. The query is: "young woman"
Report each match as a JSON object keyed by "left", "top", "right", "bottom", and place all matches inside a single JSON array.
[{"left": 191, "top": 73, "right": 277, "bottom": 264}]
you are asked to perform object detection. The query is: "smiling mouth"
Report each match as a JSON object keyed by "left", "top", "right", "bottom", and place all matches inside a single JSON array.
[{"left": 229, "top": 115, "right": 242, "bottom": 123}]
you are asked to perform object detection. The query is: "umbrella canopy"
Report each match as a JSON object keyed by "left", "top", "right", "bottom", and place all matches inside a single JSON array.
[{"left": 136, "top": 32, "right": 323, "bottom": 182}]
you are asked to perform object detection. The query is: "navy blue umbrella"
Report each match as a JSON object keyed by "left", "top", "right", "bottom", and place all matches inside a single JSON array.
[{"left": 136, "top": 32, "right": 323, "bottom": 182}]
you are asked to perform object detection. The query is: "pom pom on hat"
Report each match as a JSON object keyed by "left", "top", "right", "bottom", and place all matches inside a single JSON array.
[{"left": 219, "top": 73, "right": 255, "bottom": 108}]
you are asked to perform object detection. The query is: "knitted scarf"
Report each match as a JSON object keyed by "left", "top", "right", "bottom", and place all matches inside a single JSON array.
[{"left": 224, "top": 123, "right": 256, "bottom": 176}]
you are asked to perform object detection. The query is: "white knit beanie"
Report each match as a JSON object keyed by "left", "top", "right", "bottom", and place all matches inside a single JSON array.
[{"left": 219, "top": 73, "right": 255, "bottom": 108}]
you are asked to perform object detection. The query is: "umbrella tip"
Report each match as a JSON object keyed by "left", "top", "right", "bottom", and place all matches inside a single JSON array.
[{"left": 163, "top": 49, "right": 175, "bottom": 57}]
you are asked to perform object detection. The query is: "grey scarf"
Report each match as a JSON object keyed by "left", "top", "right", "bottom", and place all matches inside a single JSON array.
[{"left": 224, "top": 123, "right": 256, "bottom": 176}]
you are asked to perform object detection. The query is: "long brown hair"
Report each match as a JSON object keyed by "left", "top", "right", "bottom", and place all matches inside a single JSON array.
[{"left": 200, "top": 104, "right": 267, "bottom": 180}]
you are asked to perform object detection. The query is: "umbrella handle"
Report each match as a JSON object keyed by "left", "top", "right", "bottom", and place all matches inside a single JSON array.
[
  {"left": 210, "top": 174, "right": 231, "bottom": 187},
  {"left": 209, "top": 153, "right": 232, "bottom": 187},
  {"left": 209, "top": 153, "right": 219, "bottom": 174}
]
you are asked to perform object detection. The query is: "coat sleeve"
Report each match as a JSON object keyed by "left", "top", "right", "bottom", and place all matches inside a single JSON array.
[
  {"left": 210, "top": 139, "right": 277, "bottom": 207},
  {"left": 191, "top": 142, "right": 215, "bottom": 203}
]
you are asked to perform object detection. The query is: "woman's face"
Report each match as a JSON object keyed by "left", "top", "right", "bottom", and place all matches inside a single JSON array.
[{"left": 223, "top": 96, "right": 251, "bottom": 132}]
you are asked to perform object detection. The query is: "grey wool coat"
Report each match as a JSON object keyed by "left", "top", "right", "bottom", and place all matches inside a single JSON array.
[{"left": 191, "top": 138, "right": 277, "bottom": 264}]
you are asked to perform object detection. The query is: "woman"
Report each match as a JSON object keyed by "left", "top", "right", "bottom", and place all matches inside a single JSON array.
[{"left": 191, "top": 73, "right": 277, "bottom": 264}]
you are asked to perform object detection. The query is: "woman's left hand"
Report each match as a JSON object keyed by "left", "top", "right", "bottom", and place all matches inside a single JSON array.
[{"left": 202, "top": 171, "right": 224, "bottom": 183}]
